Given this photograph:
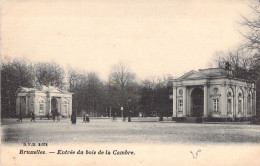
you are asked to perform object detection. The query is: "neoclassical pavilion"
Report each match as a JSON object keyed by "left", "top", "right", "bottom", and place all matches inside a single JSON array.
[
  {"left": 16, "top": 86, "right": 73, "bottom": 118},
  {"left": 172, "top": 68, "right": 256, "bottom": 122}
]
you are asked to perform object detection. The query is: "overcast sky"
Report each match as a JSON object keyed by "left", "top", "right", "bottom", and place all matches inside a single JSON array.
[{"left": 1, "top": 0, "right": 254, "bottom": 81}]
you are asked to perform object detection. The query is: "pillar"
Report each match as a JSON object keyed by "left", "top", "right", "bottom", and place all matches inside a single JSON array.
[
  {"left": 244, "top": 88, "right": 248, "bottom": 117},
  {"left": 59, "top": 97, "right": 62, "bottom": 114},
  {"left": 254, "top": 88, "right": 256, "bottom": 115},
  {"left": 183, "top": 87, "right": 187, "bottom": 116},
  {"left": 49, "top": 96, "right": 52, "bottom": 115},
  {"left": 172, "top": 87, "right": 177, "bottom": 117},
  {"left": 235, "top": 86, "right": 238, "bottom": 117},
  {"left": 33, "top": 95, "right": 37, "bottom": 115},
  {"left": 25, "top": 96, "right": 28, "bottom": 115},
  {"left": 203, "top": 85, "right": 208, "bottom": 117},
  {"left": 220, "top": 85, "right": 226, "bottom": 116},
  {"left": 69, "top": 97, "right": 72, "bottom": 116},
  {"left": 16, "top": 97, "right": 20, "bottom": 116}
]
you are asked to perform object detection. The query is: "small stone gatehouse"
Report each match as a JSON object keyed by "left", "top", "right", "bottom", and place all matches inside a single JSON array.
[
  {"left": 172, "top": 68, "right": 256, "bottom": 122},
  {"left": 16, "top": 86, "right": 73, "bottom": 118}
]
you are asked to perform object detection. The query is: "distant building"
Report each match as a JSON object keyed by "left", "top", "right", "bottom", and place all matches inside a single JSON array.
[
  {"left": 172, "top": 68, "right": 256, "bottom": 122},
  {"left": 16, "top": 86, "right": 73, "bottom": 118}
]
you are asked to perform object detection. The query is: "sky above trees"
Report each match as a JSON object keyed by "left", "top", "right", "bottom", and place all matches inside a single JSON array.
[{"left": 1, "top": 0, "right": 255, "bottom": 80}]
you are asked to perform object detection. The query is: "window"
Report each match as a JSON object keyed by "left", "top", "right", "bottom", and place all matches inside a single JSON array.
[
  {"left": 213, "top": 99, "right": 219, "bottom": 112},
  {"left": 178, "top": 100, "right": 183, "bottom": 112},
  {"left": 39, "top": 104, "right": 44, "bottom": 114},
  {"left": 227, "top": 99, "right": 232, "bottom": 114},
  {"left": 179, "top": 89, "right": 183, "bottom": 96},
  {"left": 248, "top": 97, "right": 251, "bottom": 114},
  {"left": 62, "top": 105, "right": 68, "bottom": 114},
  {"left": 213, "top": 87, "right": 218, "bottom": 94},
  {"left": 248, "top": 99, "right": 251, "bottom": 114},
  {"left": 238, "top": 100, "right": 242, "bottom": 114}
]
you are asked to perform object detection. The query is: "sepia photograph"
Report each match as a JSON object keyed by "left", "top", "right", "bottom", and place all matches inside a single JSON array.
[{"left": 1, "top": 0, "right": 260, "bottom": 165}]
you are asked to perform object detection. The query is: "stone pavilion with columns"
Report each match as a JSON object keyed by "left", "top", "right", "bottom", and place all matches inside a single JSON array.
[
  {"left": 172, "top": 68, "right": 256, "bottom": 122},
  {"left": 16, "top": 86, "right": 73, "bottom": 118}
]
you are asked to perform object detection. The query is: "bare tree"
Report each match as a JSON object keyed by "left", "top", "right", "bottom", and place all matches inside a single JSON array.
[
  {"left": 209, "top": 2, "right": 260, "bottom": 115},
  {"left": 240, "top": 2, "right": 260, "bottom": 55},
  {"left": 109, "top": 62, "right": 138, "bottom": 118},
  {"left": 67, "top": 66, "right": 107, "bottom": 117},
  {"left": 139, "top": 75, "right": 173, "bottom": 119},
  {"left": 34, "top": 61, "right": 65, "bottom": 89}
]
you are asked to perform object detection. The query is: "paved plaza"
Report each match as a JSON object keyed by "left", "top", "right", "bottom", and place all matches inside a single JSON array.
[{"left": 1, "top": 117, "right": 260, "bottom": 144}]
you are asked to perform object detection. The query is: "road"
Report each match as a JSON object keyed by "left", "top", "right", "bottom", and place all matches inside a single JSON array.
[{"left": 1, "top": 117, "right": 260, "bottom": 144}]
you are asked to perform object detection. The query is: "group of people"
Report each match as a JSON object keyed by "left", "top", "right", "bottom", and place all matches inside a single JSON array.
[
  {"left": 17, "top": 111, "right": 35, "bottom": 122},
  {"left": 82, "top": 111, "right": 90, "bottom": 123},
  {"left": 70, "top": 110, "right": 90, "bottom": 124},
  {"left": 18, "top": 109, "right": 91, "bottom": 124}
]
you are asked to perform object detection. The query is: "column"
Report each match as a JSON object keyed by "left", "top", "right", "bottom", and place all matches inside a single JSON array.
[
  {"left": 33, "top": 95, "right": 37, "bottom": 115},
  {"left": 244, "top": 88, "right": 248, "bottom": 117},
  {"left": 183, "top": 87, "right": 187, "bottom": 116},
  {"left": 172, "top": 87, "right": 177, "bottom": 117},
  {"left": 16, "top": 97, "right": 20, "bottom": 116},
  {"left": 69, "top": 97, "right": 72, "bottom": 116},
  {"left": 220, "top": 85, "right": 226, "bottom": 116},
  {"left": 49, "top": 96, "right": 52, "bottom": 114},
  {"left": 203, "top": 85, "right": 208, "bottom": 117},
  {"left": 59, "top": 97, "right": 62, "bottom": 114},
  {"left": 254, "top": 89, "right": 256, "bottom": 115},
  {"left": 25, "top": 96, "right": 28, "bottom": 115},
  {"left": 235, "top": 86, "right": 238, "bottom": 117}
]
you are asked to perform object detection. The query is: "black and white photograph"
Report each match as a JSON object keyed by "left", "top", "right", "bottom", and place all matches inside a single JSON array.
[{"left": 1, "top": 0, "right": 260, "bottom": 165}]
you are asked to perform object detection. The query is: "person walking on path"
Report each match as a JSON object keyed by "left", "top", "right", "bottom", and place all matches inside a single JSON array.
[
  {"left": 71, "top": 111, "right": 76, "bottom": 124},
  {"left": 31, "top": 111, "right": 35, "bottom": 122},
  {"left": 86, "top": 114, "right": 90, "bottom": 123},
  {"left": 51, "top": 109, "right": 55, "bottom": 122},
  {"left": 55, "top": 109, "right": 60, "bottom": 122},
  {"left": 82, "top": 110, "right": 86, "bottom": 123},
  {"left": 19, "top": 112, "right": 23, "bottom": 122},
  {"left": 112, "top": 112, "right": 117, "bottom": 122}
]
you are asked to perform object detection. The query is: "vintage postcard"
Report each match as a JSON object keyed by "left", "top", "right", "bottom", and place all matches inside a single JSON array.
[{"left": 1, "top": 0, "right": 260, "bottom": 166}]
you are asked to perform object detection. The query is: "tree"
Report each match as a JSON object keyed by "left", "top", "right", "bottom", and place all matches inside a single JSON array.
[
  {"left": 240, "top": 2, "right": 260, "bottom": 114},
  {"left": 209, "top": 49, "right": 252, "bottom": 80},
  {"left": 209, "top": 1, "right": 260, "bottom": 115},
  {"left": 240, "top": 3, "right": 260, "bottom": 55},
  {"left": 108, "top": 62, "right": 138, "bottom": 118},
  {"left": 34, "top": 61, "right": 65, "bottom": 89},
  {"left": 139, "top": 75, "right": 173, "bottom": 119},
  {"left": 1, "top": 57, "right": 34, "bottom": 117},
  {"left": 67, "top": 66, "right": 106, "bottom": 117}
]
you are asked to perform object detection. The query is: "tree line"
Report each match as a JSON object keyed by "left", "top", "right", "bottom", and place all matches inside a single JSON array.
[{"left": 1, "top": 58, "right": 173, "bottom": 118}]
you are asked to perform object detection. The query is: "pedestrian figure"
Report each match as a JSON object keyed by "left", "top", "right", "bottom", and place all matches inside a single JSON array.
[
  {"left": 82, "top": 110, "right": 86, "bottom": 123},
  {"left": 86, "top": 114, "right": 90, "bottom": 123},
  {"left": 112, "top": 112, "right": 117, "bottom": 122},
  {"left": 31, "top": 111, "right": 35, "bottom": 122},
  {"left": 19, "top": 112, "right": 23, "bottom": 122},
  {"left": 55, "top": 109, "right": 60, "bottom": 122},
  {"left": 51, "top": 109, "right": 55, "bottom": 122},
  {"left": 71, "top": 111, "right": 76, "bottom": 124}
]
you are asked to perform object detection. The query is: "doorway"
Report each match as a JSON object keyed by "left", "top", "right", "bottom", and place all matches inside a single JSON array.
[
  {"left": 191, "top": 88, "right": 204, "bottom": 117},
  {"left": 51, "top": 98, "right": 59, "bottom": 113}
]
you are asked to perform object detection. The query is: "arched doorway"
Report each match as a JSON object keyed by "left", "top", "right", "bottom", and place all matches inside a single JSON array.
[
  {"left": 51, "top": 98, "right": 59, "bottom": 112},
  {"left": 191, "top": 88, "right": 204, "bottom": 117}
]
